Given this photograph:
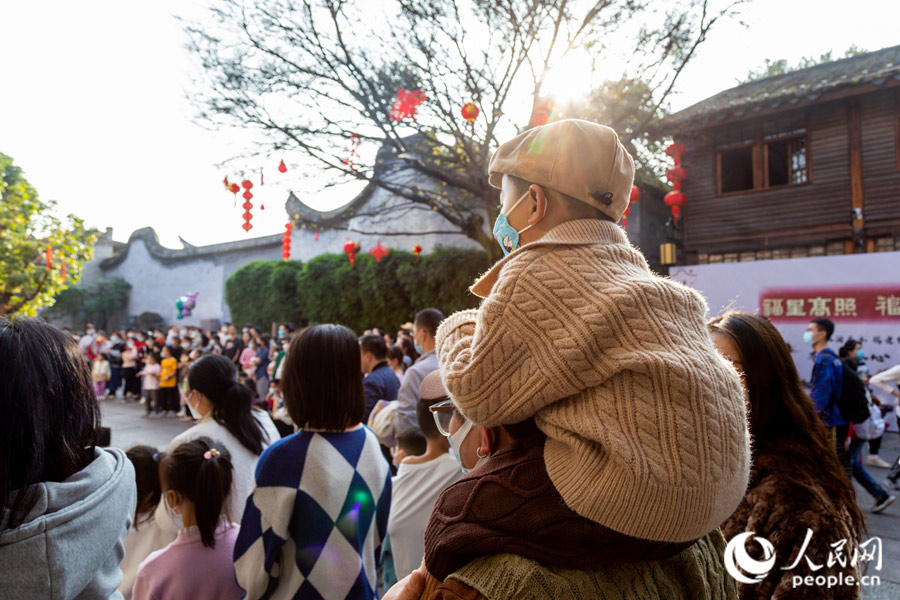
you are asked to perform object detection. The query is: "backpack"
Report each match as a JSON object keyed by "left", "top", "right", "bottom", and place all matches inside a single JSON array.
[{"left": 831, "top": 357, "right": 871, "bottom": 424}]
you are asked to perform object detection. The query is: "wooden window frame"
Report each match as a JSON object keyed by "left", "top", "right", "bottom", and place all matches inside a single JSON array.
[
  {"left": 714, "top": 121, "right": 812, "bottom": 197},
  {"left": 896, "top": 115, "right": 900, "bottom": 170}
]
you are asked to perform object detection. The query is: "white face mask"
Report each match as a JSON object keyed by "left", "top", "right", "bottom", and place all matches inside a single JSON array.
[
  {"left": 187, "top": 390, "right": 205, "bottom": 420},
  {"left": 448, "top": 419, "right": 490, "bottom": 474}
]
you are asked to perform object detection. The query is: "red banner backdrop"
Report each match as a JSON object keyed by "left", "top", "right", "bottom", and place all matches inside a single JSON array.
[{"left": 760, "top": 286, "right": 900, "bottom": 322}]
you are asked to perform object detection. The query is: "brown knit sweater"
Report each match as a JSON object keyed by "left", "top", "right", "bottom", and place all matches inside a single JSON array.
[
  {"left": 721, "top": 437, "right": 862, "bottom": 600},
  {"left": 436, "top": 218, "right": 750, "bottom": 542}
]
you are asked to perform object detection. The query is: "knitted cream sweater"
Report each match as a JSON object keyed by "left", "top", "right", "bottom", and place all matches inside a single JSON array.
[{"left": 436, "top": 219, "right": 750, "bottom": 543}]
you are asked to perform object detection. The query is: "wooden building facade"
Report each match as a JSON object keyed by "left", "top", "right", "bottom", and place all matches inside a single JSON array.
[{"left": 660, "top": 45, "right": 900, "bottom": 265}]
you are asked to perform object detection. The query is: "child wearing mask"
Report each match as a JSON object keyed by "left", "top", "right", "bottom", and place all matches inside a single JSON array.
[
  {"left": 119, "top": 446, "right": 173, "bottom": 600},
  {"left": 132, "top": 437, "right": 242, "bottom": 600},
  {"left": 436, "top": 120, "right": 749, "bottom": 553},
  {"left": 158, "top": 346, "right": 179, "bottom": 417}
]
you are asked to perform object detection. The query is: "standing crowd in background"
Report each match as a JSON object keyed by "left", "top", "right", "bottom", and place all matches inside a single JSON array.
[{"left": 3, "top": 120, "right": 900, "bottom": 600}]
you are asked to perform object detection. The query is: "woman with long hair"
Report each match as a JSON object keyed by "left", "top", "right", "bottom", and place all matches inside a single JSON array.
[
  {"left": 175, "top": 354, "right": 280, "bottom": 521},
  {"left": 708, "top": 312, "right": 865, "bottom": 600},
  {"left": 0, "top": 318, "right": 136, "bottom": 599}
]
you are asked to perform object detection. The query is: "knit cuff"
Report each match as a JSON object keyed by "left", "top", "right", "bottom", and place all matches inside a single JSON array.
[{"left": 436, "top": 310, "right": 479, "bottom": 354}]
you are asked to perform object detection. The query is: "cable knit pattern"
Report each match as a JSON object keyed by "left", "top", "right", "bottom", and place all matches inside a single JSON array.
[{"left": 435, "top": 219, "right": 750, "bottom": 542}]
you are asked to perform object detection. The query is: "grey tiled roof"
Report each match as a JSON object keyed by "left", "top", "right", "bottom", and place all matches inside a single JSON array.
[{"left": 661, "top": 45, "right": 900, "bottom": 131}]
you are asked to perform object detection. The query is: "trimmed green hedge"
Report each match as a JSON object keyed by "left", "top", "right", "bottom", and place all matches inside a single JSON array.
[{"left": 225, "top": 247, "right": 490, "bottom": 333}]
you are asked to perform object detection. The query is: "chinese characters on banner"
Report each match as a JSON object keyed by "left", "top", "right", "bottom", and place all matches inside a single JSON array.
[{"left": 760, "top": 286, "right": 900, "bottom": 367}]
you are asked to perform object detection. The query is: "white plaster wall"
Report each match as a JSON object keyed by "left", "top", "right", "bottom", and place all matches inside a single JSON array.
[{"left": 101, "top": 239, "right": 282, "bottom": 326}]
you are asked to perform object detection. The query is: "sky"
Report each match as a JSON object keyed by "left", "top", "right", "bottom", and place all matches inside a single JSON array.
[{"left": 1, "top": 0, "right": 898, "bottom": 248}]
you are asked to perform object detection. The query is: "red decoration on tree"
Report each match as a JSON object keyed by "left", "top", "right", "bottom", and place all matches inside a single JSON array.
[
  {"left": 389, "top": 89, "right": 426, "bottom": 122},
  {"left": 342, "top": 134, "right": 361, "bottom": 171},
  {"left": 260, "top": 169, "right": 264, "bottom": 186},
  {"left": 531, "top": 97, "right": 554, "bottom": 127},
  {"left": 368, "top": 241, "right": 389, "bottom": 262},
  {"left": 45, "top": 245, "right": 52, "bottom": 270},
  {"left": 461, "top": 102, "right": 479, "bottom": 122},
  {"left": 61, "top": 263, "right": 67, "bottom": 283},
  {"left": 314, "top": 230, "right": 319, "bottom": 242},
  {"left": 242, "top": 222, "right": 253, "bottom": 232},
  {"left": 343, "top": 240, "right": 361, "bottom": 267},
  {"left": 278, "top": 159, "right": 287, "bottom": 173},
  {"left": 229, "top": 183, "right": 240, "bottom": 207},
  {"left": 664, "top": 142, "right": 687, "bottom": 221},
  {"left": 223, "top": 176, "right": 230, "bottom": 189},
  {"left": 413, "top": 244, "right": 422, "bottom": 260},
  {"left": 242, "top": 190, "right": 253, "bottom": 200},
  {"left": 282, "top": 223, "right": 292, "bottom": 261},
  {"left": 622, "top": 205, "right": 630, "bottom": 228},
  {"left": 242, "top": 179, "right": 253, "bottom": 190}
]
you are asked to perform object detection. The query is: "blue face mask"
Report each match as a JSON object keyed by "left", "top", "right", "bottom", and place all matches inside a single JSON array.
[
  {"left": 492, "top": 191, "right": 546, "bottom": 256},
  {"left": 802, "top": 331, "right": 814, "bottom": 345},
  {"left": 414, "top": 342, "right": 423, "bottom": 354},
  {"left": 856, "top": 348, "right": 865, "bottom": 360}
]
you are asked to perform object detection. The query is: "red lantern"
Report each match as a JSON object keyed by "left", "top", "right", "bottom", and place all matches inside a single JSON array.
[
  {"left": 413, "top": 244, "right": 422, "bottom": 260},
  {"left": 664, "top": 191, "right": 687, "bottom": 222},
  {"left": 45, "top": 245, "right": 52, "bottom": 270},
  {"left": 665, "top": 168, "right": 688, "bottom": 183},
  {"left": 665, "top": 141, "right": 686, "bottom": 166},
  {"left": 368, "top": 241, "right": 389, "bottom": 262},
  {"left": 343, "top": 240, "right": 361, "bottom": 267},
  {"left": 461, "top": 102, "right": 479, "bottom": 122},
  {"left": 531, "top": 97, "right": 554, "bottom": 127},
  {"left": 229, "top": 183, "right": 240, "bottom": 207},
  {"left": 242, "top": 179, "right": 253, "bottom": 190},
  {"left": 622, "top": 205, "right": 630, "bottom": 228},
  {"left": 242, "top": 190, "right": 253, "bottom": 200},
  {"left": 242, "top": 222, "right": 253, "bottom": 232},
  {"left": 389, "top": 89, "right": 427, "bottom": 122},
  {"left": 278, "top": 160, "right": 287, "bottom": 173},
  {"left": 629, "top": 185, "right": 641, "bottom": 203},
  {"left": 282, "top": 222, "right": 292, "bottom": 261},
  {"left": 61, "top": 263, "right": 67, "bottom": 283}
]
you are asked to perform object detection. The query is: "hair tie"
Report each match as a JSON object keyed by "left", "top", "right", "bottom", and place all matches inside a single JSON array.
[
  {"left": 203, "top": 448, "right": 220, "bottom": 460},
  {"left": 152, "top": 452, "right": 159, "bottom": 462}
]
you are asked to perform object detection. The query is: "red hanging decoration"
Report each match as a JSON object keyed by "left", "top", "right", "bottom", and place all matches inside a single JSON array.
[
  {"left": 343, "top": 240, "right": 361, "bottom": 267},
  {"left": 368, "top": 241, "right": 389, "bottom": 262},
  {"left": 282, "top": 223, "right": 292, "bottom": 261},
  {"left": 630, "top": 185, "right": 641, "bottom": 203},
  {"left": 260, "top": 169, "right": 264, "bottom": 186},
  {"left": 278, "top": 159, "right": 287, "bottom": 173},
  {"left": 241, "top": 182, "right": 254, "bottom": 231},
  {"left": 229, "top": 183, "right": 240, "bottom": 207},
  {"left": 45, "top": 245, "right": 52, "bottom": 270},
  {"left": 61, "top": 263, "right": 67, "bottom": 283},
  {"left": 342, "top": 134, "right": 361, "bottom": 171},
  {"left": 531, "top": 97, "right": 554, "bottom": 127},
  {"left": 461, "top": 102, "right": 479, "bottom": 122},
  {"left": 314, "top": 230, "right": 319, "bottom": 242},
  {"left": 664, "top": 142, "right": 688, "bottom": 221},
  {"left": 413, "top": 244, "right": 422, "bottom": 260},
  {"left": 622, "top": 205, "right": 630, "bottom": 228},
  {"left": 389, "top": 89, "right": 427, "bottom": 122},
  {"left": 223, "top": 176, "right": 230, "bottom": 189}
]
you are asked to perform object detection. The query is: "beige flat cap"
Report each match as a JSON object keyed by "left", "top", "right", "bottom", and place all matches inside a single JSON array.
[
  {"left": 488, "top": 119, "right": 634, "bottom": 222},
  {"left": 419, "top": 369, "right": 447, "bottom": 401}
]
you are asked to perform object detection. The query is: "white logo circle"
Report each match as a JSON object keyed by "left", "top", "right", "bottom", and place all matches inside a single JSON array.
[{"left": 724, "top": 532, "right": 777, "bottom": 585}]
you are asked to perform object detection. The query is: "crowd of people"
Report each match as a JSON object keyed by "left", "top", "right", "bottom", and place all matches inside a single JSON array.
[{"left": 2, "top": 119, "right": 900, "bottom": 600}]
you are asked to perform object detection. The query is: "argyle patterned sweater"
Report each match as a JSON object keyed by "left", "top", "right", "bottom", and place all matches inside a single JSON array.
[{"left": 233, "top": 425, "right": 391, "bottom": 600}]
